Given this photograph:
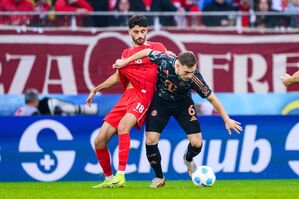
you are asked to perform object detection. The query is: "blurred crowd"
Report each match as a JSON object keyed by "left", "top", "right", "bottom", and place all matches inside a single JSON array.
[{"left": 0, "top": 0, "right": 298, "bottom": 28}]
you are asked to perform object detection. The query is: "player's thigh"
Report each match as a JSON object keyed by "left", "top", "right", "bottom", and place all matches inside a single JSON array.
[
  {"left": 173, "top": 100, "right": 202, "bottom": 136},
  {"left": 94, "top": 121, "right": 117, "bottom": 148},
  {"left": 187, "top": 133, "right": 203, "bottom": 148},
  {"left": 146, "top": 131, "right": 161, "bottom": 145},
  {"left": 145, "top": 98, "right": 172, "bottom": 134},
  {"left": 117, "top": 113, "right": 138, "bottom": 134}
]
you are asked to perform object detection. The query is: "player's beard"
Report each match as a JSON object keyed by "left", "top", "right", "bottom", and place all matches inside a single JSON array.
[{"left": 133, "top": 36, "right": 146, "bottom": 45}]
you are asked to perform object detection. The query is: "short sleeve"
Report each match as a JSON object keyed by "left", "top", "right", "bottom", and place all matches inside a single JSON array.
[
  {"left": 148, "top": 51, "right": 171, "bottom": 69},
  {"left": 191, "top": 71, "right": 212, "bottom": 98}
]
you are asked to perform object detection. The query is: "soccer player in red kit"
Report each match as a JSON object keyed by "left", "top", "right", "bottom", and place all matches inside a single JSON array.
[{"left": 86, "top": 15, "right": 166, "bottom": 188}]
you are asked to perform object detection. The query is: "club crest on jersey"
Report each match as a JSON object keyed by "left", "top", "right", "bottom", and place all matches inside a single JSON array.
[{"left": 151, "top": 110, "right": 158, "bottom": 117}]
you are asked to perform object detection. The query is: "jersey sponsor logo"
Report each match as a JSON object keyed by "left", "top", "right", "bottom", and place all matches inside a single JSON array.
[{"left": 164, "top": 79, "right": 177, "bottom": 92}]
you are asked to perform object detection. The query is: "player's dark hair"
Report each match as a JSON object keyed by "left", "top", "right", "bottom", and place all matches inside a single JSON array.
[
  {"left": 178, "top": 51, "right": 197, "bottom": 68},
  {"left": 128, "top": 15, "right": 148, "bottom": 29}
]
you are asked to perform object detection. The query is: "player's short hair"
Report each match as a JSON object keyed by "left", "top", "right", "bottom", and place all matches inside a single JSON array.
[
  {"left": 25, "top": 88, "right": 39, "bottom": 104},
  {"left": 128, "top": 15, "right": 148, "bottom": 29},
  {"left": 177, "top": 51, "right": 197, "bottom": 68}
]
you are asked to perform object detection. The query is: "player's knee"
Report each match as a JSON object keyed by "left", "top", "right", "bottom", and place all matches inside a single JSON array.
[
  {"left": 187, "top": 142, "right": 203, "bottom": 157},
  {"left": 146, "top": 139, "right": 158, "bottom": 145},
  {"left": 189, "top": 134, "right": 203, "bottom": 148},
  {"left": 117, "top": 122, "right": 130, "bottom": 134},
  {"left": 94, "top": 134, "right": 106, "bottom": 149},
  {"left": 191, "top": 141, "right": 202, "bottom": 149},
  {"left": 146, "top": 136, "right": 159, "bottom": 145}
]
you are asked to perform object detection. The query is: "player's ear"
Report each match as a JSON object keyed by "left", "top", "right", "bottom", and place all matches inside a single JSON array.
[{"left": 128, "top": 29, "right": 131, "bottom": 36}]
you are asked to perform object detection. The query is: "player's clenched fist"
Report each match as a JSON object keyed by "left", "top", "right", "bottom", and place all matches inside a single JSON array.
[
  {"left": 113, "top": 59, "right": 129, "bottom": 69},
  {"left": 86, "top": 90, "right": 95, "bottom": 107}
]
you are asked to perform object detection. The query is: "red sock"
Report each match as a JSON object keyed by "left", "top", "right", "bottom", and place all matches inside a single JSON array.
[
  {"left": 95, "top": 147, "right": 112, "bottom": 177},
  {"left": 118, "top": 133, "right": 130, "bottom": 171}
]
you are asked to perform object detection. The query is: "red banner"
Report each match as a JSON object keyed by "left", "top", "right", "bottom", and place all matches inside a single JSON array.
[{"left": 0, "top": 29, "right": 298, "bottom": 94}]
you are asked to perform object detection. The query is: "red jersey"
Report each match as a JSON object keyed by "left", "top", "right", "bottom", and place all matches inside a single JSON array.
[{"left": 118, "top": 41, "right": 167, "bottom": 100}]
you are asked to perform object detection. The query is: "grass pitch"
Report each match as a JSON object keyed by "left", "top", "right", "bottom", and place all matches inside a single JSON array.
[{"left": 0, "top": 180, "right": 298, "bottom": 199}]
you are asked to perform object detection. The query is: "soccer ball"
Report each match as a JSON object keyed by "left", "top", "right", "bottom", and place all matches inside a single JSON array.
[{"left": 191, "top": 166, "right": 216, "bottom": 187}]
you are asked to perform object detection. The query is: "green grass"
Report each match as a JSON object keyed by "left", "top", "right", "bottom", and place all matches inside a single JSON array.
[{"left": 0, "top": 180, "right": 299, "bottom": 199}]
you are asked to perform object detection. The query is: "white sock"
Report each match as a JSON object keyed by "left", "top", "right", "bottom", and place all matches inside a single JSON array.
[
  {"left": 105, "top": 175, "right": 113, "bottom": 180},
  {"left": 117, "top": 170, "right": 125, "bottom": 174}
]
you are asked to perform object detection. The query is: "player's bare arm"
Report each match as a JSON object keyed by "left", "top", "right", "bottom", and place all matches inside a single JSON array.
[
  {"left": 113, "top": 49, "right": 152, "bottom": 68},
  {"left": 207, "top": 92, "right": 243, "bottom": 135},
  {"left": 280, "top": 70, "right": 299, "bottom": 86},
  {"left": 86, "top": 71, "right": 120, "bottom": 107},
  {"left": 113, "top": 49, "right": 174, "bottom": 69}
]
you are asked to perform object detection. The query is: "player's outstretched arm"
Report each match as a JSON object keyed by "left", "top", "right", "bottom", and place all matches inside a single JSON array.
[
  {"left": 86, "top": 71, "right": 120, "bottom": 107},
  {"left": 113, "top": 49, "right": 152, "bottom": 68},
  {"left": 280, "top": 70, "right": 299, "bottom": 86},
  {"left": 207, "top": 92, "right": 243, "bottom": 135}
]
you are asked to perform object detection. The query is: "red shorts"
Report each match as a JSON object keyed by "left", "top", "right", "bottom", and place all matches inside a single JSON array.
[{"left": 104, "top": 88, "right": 151, "bottom": 130}]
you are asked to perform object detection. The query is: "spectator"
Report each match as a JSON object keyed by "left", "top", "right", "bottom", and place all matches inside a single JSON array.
[
  {"left": 15, "top": 88, "right": 40, "bottom": 116},
  {"left": 87, "top": 0, "right": 109, "bottom": 27},
  {"left": 32, "top": 0, "right": 54, "bottom": 26},
  {"left": 55, "top": 0, "right": 93, "bottom": 12},
  {"left": 271, "top": 0, "right": 288, "bottom": 11},
  {"left": 200, "top": 0, "right": 232, "bottom": 10},
  {"left": 136, "top": 0, "right": 178, "bottom": 27},
  {"left": 54, "top": 0, "right": 93, "bottom": 27},
  {"left": 202, "top": 0, "right": 234, "bottom": 27},
  {"left": 254, "top": 0, "right": 281, "bottom": 28},
  {"left": 151, "top": 0, "right": 178, "bottom": 26},
  {"left": 172, "top": 0, "right": 187, "bottom": 27},
  {"left": 172, "top": 0, "right": 202, "bottom": 27},
  {"left": 109, "top": 0, "right": 131, "bottom": 26},
  {"left": 184, "top": 0, "right": 202, "bottom": 27},
  {"left": 35, "top": 0, "right": 52, "bottom": 12},
  {"left": 286, "top": 0, "right": 299, "bottom": 28},
  {"left": 239, "top": 0, "right": 250, "bottom": 27},
  {"left": 0, "top": 0, "right": 34, "bottom": 25}
]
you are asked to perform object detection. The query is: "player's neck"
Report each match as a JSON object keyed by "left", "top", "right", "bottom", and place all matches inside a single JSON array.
[
  {"left": 133, "top": 44, "right": 142, "bottom": 47},
  {"left": 133, "top": 41, "right": 147, "bottom": 47}
]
